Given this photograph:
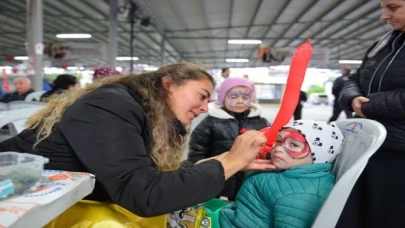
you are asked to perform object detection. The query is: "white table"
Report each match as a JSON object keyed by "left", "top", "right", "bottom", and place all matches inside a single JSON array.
[{"left": 0, "top": 170, "right": 95, "bottom": 228}]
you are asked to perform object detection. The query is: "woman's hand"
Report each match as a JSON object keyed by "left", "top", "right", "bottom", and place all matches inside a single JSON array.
[
  {"left": 195, "top": 152, "right": 229, "bottom": 164},
  {"left": 242, "top": 159, "right": 276, "bottom": 171},
  {"left": 351, "top": 96, "right": 369, "bottom": 117},
  {"left": 218, "top": 130, "right": 267, "bottom": 179},
  {"left": 227, "top": 130, "right": 267, "bottom": 166}
]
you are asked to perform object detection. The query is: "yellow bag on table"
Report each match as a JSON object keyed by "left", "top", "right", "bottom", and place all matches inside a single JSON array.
[{"left": 44, "top": 200, "right": 167, "bottom": 228}]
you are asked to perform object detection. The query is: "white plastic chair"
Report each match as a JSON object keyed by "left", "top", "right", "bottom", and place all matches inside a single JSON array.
[
  {"left": 0, "top": 102, "right": 8, "bottom": 112},
  {"left": 7, "top": 101, "right": 46, "bottom": 110},
  {"left": 8, "top": 119, "right": 28, "bottom": 136},
  {"left": 312, "top": 118, "right": 387, "bottom": 228},
  {"left": 0, "top": 107, "right": 43, "bottom": 129},
  {"left": 25, "top": 90, "right": 46, "bottom": 102}
]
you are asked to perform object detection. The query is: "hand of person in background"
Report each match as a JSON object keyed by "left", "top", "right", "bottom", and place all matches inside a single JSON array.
[{"left": 351, "top": 96, "right": 370, "bottom": 117}]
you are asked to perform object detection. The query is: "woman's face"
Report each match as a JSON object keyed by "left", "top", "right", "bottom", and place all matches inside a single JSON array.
[
  {"left": 165, "top": 78, "right": 213, "bottom": 126},
  {"left": 381, "top": 0, "right": 405, "bottom": 31},
  {"left": 224, "top": 86, "right": 252, "bottom": 113}
]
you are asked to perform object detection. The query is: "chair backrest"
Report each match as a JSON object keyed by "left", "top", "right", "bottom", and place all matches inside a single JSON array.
[
  {"left": 0, "top": 107, "right": 44, "bottom": 129},
  {"left": 8, "top": 119, "right": 28, "bottom": 136},
  {"left": 7, "top": 101, "right": 46, "bottom": 110},
  {"left": 0, "top": 102, "right": 8, "bottom": 112},
  {"left": 312, "top": 118, "right": 387, "bottom": 228},
  {"left": 24, "top": 91, "right": 46, "bottom": 102}
]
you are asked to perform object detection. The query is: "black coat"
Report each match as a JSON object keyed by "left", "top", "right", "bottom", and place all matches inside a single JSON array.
[
  {"left": 332, "top": 74, "right": 350, "bottom": 98},
  {"left": 0, "top": 89, "right": 34, "bottom": 103},
  {"left": 0, "top": 84, "right": 226, "bottom": 217},
  {"left": 339, "top": 30, "right": 405, "bottom": 152},
  {"left": 40, "top": 89, "right": 65, "bottom": 101},
  {"left": 188, "top": 103, "right": 270, "bottom": 199}
]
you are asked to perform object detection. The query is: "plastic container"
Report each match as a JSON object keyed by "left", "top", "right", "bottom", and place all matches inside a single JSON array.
[{"left": 0, "top": 152, "right": 49, "bottom": 200}]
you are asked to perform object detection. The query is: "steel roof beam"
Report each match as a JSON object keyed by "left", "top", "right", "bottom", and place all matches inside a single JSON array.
[
  {"left": 311, "top": 4, "right": 381, "bottom": 46},
  {"left": 269, "top": 0, "right": 319, "bottom": 47},
  {"left": 283, "top": 0, "right": 345, "bottom": 47}
]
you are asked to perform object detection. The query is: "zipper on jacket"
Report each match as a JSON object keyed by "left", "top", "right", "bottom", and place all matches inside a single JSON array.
[
  {"left": 367, "top": 33, "right": 402, "bottom": 95},
  {"left": 377, "top": 33, "right": 405, "bottom": 92}
]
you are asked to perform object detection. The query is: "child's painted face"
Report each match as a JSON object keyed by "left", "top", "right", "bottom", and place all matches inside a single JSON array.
[
  {"left": 223, "top": 86, "right": 252, "bottom": 113},
  {"left": 271, "top": 128, "right": 313, "bottom": 170}
]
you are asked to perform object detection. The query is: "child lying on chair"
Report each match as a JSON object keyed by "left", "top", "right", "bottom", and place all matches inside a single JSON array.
[{"left": 219, "top": 120, "right": 344, "bottom": 228}]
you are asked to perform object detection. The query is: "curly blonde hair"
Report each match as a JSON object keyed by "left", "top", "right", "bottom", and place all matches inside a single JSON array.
[{"left": 26, "top": 62, "right": 214, "bottom": 171}]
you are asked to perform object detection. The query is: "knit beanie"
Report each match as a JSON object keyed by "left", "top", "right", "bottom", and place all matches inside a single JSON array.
[
  {"left": 217, "top": 77, "right": 255, "bottom": 105},
  {"left": 93, "top": 67, "right": 121, "bottom": 80},
  {"left": 284, "top": 120, "right": 344, "bottom": 163}
]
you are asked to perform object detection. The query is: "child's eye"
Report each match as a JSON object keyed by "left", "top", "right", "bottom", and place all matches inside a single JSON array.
[{"left": 290, "top": 143, "right": 299, "bottom": 148}]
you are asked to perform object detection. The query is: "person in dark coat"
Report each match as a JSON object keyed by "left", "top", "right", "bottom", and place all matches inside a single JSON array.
[
  {"left": 188, "top": 77, "right": 270, "bottom": 200},
  {"left": 328, "top": 66, "right": 353, "bottom": 122},
  {"left": 337, "top": 1, "right": 405, "bottom": 227},
  {"left": 293, "top": 90, "right": 307, "bottom": 120},
  {"left": 40, "top": 74, "right": 78, "bottom": 102},
  {"left": 0, "top": 77, "right": 34, "bottom": 103},
  {"left": 0, "top": 63, "right": 272, "bottom": 225}
]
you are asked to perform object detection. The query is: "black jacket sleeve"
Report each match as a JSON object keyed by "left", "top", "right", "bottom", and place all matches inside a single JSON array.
[
  {"left": 338, "top": 71, "right": 363, "bottom": 112},
  {"left": 60, "top": 92, "right": 225, "bottom": 217},
  {"left": 0, "top": 93, "right": 11, "bottom": 103},
  {"left": 339, "top": 42, "right": 378, "bottom": 111},
  {"left": 361, "top": 90, "right": 405, "bottom": 120},
  {"left": 188, "top": 117, "right": 213, "bottom": 163}
]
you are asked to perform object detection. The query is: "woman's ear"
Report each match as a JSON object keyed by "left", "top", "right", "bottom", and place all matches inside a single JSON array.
[{"left": 161, "top": 76, "right": 173, "bottom": 90}]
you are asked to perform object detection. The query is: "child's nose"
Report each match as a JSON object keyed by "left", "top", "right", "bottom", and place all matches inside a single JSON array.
[{"left": 272, "top": 145, "right": 284, "bottom": 153}]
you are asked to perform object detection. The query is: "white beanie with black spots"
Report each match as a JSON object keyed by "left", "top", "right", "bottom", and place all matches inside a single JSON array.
[{"left": 284, "top": 120, "right": 344, "bottom": 164}]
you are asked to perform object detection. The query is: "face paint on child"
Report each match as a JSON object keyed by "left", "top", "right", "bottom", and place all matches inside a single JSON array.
[
  {"left": 224, "top": 86, "right": 252, "bottom": 112},
  {"left": 274, "top": 129, "right": 310, "bottom": 159},
  {"left": 271, "top": 128, "right": 314, "bottom": 170},
  {"left": 227, "top": 91, "right": 251, "bottom": 106}
]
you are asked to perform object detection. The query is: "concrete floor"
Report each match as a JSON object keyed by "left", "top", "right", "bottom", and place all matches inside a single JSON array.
[{"left": 182, "top": 103, "right": 351, "bottom": 160}]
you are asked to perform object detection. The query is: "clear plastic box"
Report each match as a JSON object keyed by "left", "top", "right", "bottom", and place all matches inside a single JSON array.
[{"left": 0, "top": 152, "right": 49, "bottom": 200}]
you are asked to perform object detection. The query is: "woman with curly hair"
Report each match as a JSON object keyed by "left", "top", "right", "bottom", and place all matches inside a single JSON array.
[{"left": 0, "top": 62, "right": 271, "bottom": 226}]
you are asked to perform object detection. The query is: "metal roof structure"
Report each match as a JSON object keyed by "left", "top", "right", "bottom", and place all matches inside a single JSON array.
[{"left": 0, "top": 0, "right": 390, "bottom": 69}]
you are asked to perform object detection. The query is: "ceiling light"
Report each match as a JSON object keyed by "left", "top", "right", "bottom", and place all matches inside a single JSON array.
[
  {"left": 228, "top": 39, "right": 262, "bottom": 44},
  {"left": 14, "top": 56, "right": 29, "bottom": 60},
  {"left": 226, "top": 58, "right": 249, "bottom": 63},
  {"left": 338, "top": 60, "right": 362, "bottom": 64},
  {"left": 116, "top": 56, "right": 139, "bottom": 61},
  {"left": 67, "top": 66, "right": 78, "bottom": 70},
  {"left": 144, "top": 66, "right": 159, "bottom": 71},
  {"left": 56, "top": 33, "right": 92, "bottom": 39}
]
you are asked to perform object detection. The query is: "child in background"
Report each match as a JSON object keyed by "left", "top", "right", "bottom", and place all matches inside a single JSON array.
[
  {"left": 188, "top": 77, "right": 270, "bottom": 200},
  {"left": 93, "top": 67, "right": 121, "bottom": 80},
  {"left": 220, "top": 120, "right": 343, "bottom": 228}
]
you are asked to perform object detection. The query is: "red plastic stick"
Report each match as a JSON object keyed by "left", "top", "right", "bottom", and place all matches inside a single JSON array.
[{"left": 242, "top": 39, "right": 313, "bottom": 159}]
